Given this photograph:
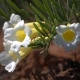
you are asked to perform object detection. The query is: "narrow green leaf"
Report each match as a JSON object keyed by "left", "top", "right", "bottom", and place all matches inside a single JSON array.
[
  {"left": 49, "top": 0, "right": 59, "bottom": 8},
  {"left": 0, "top": 8, "right": 8, "bottom": 19},
  {"left": 33, "top": 0, "right": 46, "bottom": 12},
  {"left": 35, "top": 15, "right": 49, "bottom": 37},
  {"left": 44, "top": 19, "right": 52, "bottom": 34},
  {"left": 6, "top": 0, "right": 21, "bottom": 12},
  {"left": 30, "top": 4, "right": 46, "bottom": 20},
  {"left": 33, "top": 23, "right": 46, "bottom": 36},
  {"left": 58, "top": 0, "right": 67, "bottom": 21},
  {"left": 42, "top": 0, "right": 54, "bottom": 22},
  {"left": 68, "top": 4, "right": 75, "bottom": 22}
]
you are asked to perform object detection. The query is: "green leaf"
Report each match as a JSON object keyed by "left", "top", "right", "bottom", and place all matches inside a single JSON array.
[
  {"left": 33, "top": 23, "right": 46, "bottom": 36},
  {"left": 35, "top": 15, "right": 49, "bottom": 37},
  {"left": 42, "top": 0, "right": 54, "bottom": 22},
  {"left": 30, "top": 4, "right": 46, "bottom": 20},
  {"left": 33, "top": 0, "right": 46, "bottom": 12},
  {"left": 0, "top": 8, "right": 8, "bottom": 19},
  {"left": 6, "top": 0, "right": 21, "bottom": 12},
  {"left": 68, "top": 4, "right": 75, "bottom": 22},
  {"left": 58, "top": 0, "right": 68, "bottom": 21}
]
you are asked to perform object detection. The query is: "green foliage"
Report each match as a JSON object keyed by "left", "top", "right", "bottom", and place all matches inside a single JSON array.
[
  {"left": 30, "top": 0, "right": 80, "bottom": 54},
  {"left": 1, "top": 0, "right": 80, "bottom": 55},
  {"left": 0, "top": 0, "right": 34, "bottom": 23}
]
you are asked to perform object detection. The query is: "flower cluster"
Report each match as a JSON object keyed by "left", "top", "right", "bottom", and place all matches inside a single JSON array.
[
  {"left": 0, "top": 13, "right": 32, "bottom": 72},
  {"left": 54, "top": 23, "right": 80, "bottom": 51},
  {"left": 1, "top": 13, "right": 80, "bottom": 73}
]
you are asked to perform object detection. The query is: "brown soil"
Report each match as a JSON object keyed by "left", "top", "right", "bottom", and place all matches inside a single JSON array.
[{"left": 0, "top": 50, "right": 80, "bottom": 80}]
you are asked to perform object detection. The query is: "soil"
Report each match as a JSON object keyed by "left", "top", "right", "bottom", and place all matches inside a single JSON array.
[{"left": 0, "top": 50, "right": 80, "bottom": 80}]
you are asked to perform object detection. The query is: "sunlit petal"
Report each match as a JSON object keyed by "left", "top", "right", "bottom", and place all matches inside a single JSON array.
[
  {"left": 24, "top": 25, "right": 32, "bottom": 35},
  {"left": 21, "top": 36, "right": 31, "bottom": 47},
  {"left": 14, "top": 20, "right": 24, "bottom": 30},
  {"left": 56, "top": 25, "right": 68, "bottom": 33},
  {"left": 10, "top": 13, "right": 21, "bottom": 24}
]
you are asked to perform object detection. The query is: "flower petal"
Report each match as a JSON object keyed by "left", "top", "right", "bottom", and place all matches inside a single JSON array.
[
  {"left": 10, "top": 41, "right": 21, "bottom": 53},
  {"left": 4, "top": 28, "right": 15, "bottom": 41},
  {"left": 21, "top": 36, "right": 31, "bottom": 47},
  {"left": 75, "top": 23, "right": 80, "bottom": 31},
  {"left": 56, "top": 25, "right": 68, "bottom": 33},
  {"left": 5, "top": 61, "right": 16, "bottom": 72},
  {"left": 54, "top": 32, "right": 77, "bottom": 51},
  {"left": 3, "top": 21, "right": 11, "bottom": 31},
  {"left": 10, "top": 13, "right": 21, "bottom": 24},
  {"left": 3, "top": 42, "right": 11, "bottom": 52},
  {"left": 14, "top": 20, "right": 24, "bottom": 31},
  {"left": 54, "top": 33, "right": 66, "bottom": 47},
  {"left": 24, "top": 25, "right": 32, "bottom": 35},
  {"left": 0, "top": 51, "right": 13, "bottom": 66},
  {"left": 73, "top": 32, "right": 80, "bottom": 45},
  {"left": 64, "top": 44, "right": 77, "bottom": 51},
  {"left": 5, "top": 59, "right": 19, "bottom": 72},
  {"left": 69, "top": 23, "right": 76, "bottom": 30}
]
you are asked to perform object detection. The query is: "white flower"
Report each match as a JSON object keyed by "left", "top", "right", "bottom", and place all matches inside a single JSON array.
[
  {"left": 54, "top": 23, "right": 80, "bottom": 51},
  {"left": 3, "top": 14, "right": 32, "bottom": 53},
  {"left": 0, "top": 13, "right": 32, "bottom": 72},
  {"left": 0, "top": 51, "right": 19, "bottom": 72},
  {"left": 3, "top": 13, "right": 21, "bottom": 31}
]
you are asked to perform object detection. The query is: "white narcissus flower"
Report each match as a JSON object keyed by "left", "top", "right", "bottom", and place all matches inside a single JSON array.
[
  {"left": 54, "top": 23, "right": 80, "bottom": 51},
  {"left": 0, "top": 13, "right": 32, "bottom": 72}
]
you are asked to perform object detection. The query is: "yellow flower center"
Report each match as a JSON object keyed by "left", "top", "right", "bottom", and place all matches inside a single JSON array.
[
  {"left": 67, "top": 23, "right": 70, "bottom": 27},
  {"left": 62, "top": 29, "right": 76, "bottom": 42},
  {"left": 15, "top": 30, "right": 26, "bottom": 42}
]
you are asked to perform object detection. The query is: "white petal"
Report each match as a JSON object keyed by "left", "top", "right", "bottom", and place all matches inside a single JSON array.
[
  {"left": 64, "top": 44, "right": 77, "bottom": 51},
  {"left": 3, "top": 21, "right": 11, "bottom": 31},
  {"left": 5, "top": 61, "right": 16, "bottom": 72},
  {"left": 54, "top": 34, "right": 77, "bottom": 51},
  {"left": 54, "top": 33, "right": 66, "bottom": 47},
  {"left": 0, "top": 51, "right": 13, "bottom": 66},
  {"left": 4, "top": 28, "right": 14, "bottom": 35},
  {"left": 0, "top": 51, "right": 19, "bottom": 72},
  {"left": 24, "top": 25, "right": 32, "bottom": 35},
  {"left": 69, "top": 23, "right": 76, "bottom": 30},
  {"left": 73, "top": 32, "right": 80, "bottom": 45},
  {"left": 75, "top": 23, "right": 80, "bottom": 31},
  {"left": 14, "top": 20, "right": 24, "bottom": 30},
  {"left": 3, "top": 42, "right": 11, "bottom": 52},
  {"left": 10, "top": 13, "right": 21, "bottom": 24},
  {"left": 56, "top": 25, "right": 68, "bottom": 33},
  {"left": 70, "top": 23, "right": 76, "bottom": 27},
  {"left": 21, "top": 36, "right": 31, "bottom": 47},
  {"left": 5, "top": 59, "right": 19, "bottom": 72},
  {"left": 10, "top": 41, "right": 21, "bottom": 53},
  {"left": 4, "top": 28, "right": 16, "bottom": 41}
]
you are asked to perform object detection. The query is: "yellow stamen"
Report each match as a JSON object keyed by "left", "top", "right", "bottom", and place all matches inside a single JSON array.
[
  {"left": 15, "top": 30, "right": 26, "bottom": 42},
  {"left": 67, "top": 23, "right": 70, "bottom": 27},
  {"left": 62, "top": 29, "right": 75, "bottom": 42}
]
